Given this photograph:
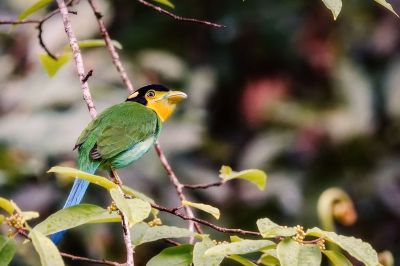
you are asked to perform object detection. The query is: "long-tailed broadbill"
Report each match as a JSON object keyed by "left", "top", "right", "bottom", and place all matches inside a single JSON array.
[{"left": 50, "top": 84, "right": 187, "bottom": 243}]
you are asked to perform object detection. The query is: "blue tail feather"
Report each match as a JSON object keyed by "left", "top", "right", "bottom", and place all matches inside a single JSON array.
[{"left": 50, "top": 166, "right": 97, "bottom": 244}]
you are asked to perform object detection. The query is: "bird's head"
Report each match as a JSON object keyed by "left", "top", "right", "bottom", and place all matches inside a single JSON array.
[{"left": 126, "top": 84, "right": 187, "bottom": 122}]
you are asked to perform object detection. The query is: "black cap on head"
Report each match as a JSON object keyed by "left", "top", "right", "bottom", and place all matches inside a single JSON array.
[{"left": 126, "top": 84, "right": 170, "bottom": 105}]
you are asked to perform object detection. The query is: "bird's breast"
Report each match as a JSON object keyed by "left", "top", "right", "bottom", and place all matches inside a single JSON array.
[{"left": 110, "top": 136, "right": 156, "bottom": 169}]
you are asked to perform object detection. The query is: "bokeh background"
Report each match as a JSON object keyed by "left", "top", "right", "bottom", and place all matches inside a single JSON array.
[{"left": 1, "top": 0, "right": 400, "bottom": 265}]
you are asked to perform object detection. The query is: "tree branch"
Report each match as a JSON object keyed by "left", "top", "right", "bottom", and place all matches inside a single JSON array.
[
  {"left": 137, "top": 0, "right": 225, "bottom": 28},
  {"left": 56, "top": 0, "right": 97, "bottom": 118},
  {"left": 151, "top": 203, "right": 261, "bottom": 236},
  {"left": 60, "top": 252, "right": 121, "bottom": 266},
  {"left": 56, "top": 1, "right": 133, "bottom": 265},
  {"left": 110, "top": 170, "right": 135, "bottom": 266},
  {"left": 182, "top": 181, "right": 223, "bottom": 190},
  {"left": 155, "top": 142, "right": 203, "bottom": 235},
  {"left": 87, "top": 0, "right": 135, "bottom": 93}
]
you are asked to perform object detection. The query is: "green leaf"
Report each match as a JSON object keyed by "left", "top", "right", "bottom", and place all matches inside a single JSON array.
[
  {"left": 193, "top": 237, "right": 224, "bottom": 266},
  {"left": 0, "top": 197, "right": 14, "bottom": 215},
  {"left": 122, "top": 185, "right": 159, "bottom": 217},
  {"left": 0, "top": 215, "right": 4, "bottom": 224},
  {"left": 78, "top": 39, "right": 123, "bottom": 50},
  {"left": 48, "top": 166, "right": 118, "bottom": 190},
  {"left": 0, "top": 235, "right": 16, "bottom": 266},
  {"left": 39, "top": 53, "right": 72, "bottom": 77},
  {"left": 110, "top": 188, "right": 151, "bottom": 226},
  {"left": 30, "top": 229, "right": 64, "bottom": 266},
  {"left": 147, "top": 244, "right": 193, "bottom": 266},
  {"left": 306, "top": 228, "right": 378, "bottom": 266},
  {"left": 21, "top": 211, "right": 39, "bottom": 221},
  {"left": 322, "top": 250, "right": 352, "bottom": 266},
  {"left": 181, "top": 200, "right": 220, "bottom": 220},
  {"left": 34, "top": 204, "right": 120, "bottom": 235},
  {"left": 62, "top": 39, "right": 123, "bottom": 52},
  {"left": 374, "top": 0, "right": 399, "bottom": 17},
  {"left": 205, "top": 240, "right": 274, "bottom": 256},
  {"left": 17, "top": 0, "right": 52, "bottom": 20},
  {"left": 321, "top": 0, "right": 342, "bottom": 20},
  {"left": 258, "top": 252, "right": 280, "bottom": 266},
  {"left": 277, "top": 239, "right": 321, "bottom": 266},
  {"left": 227, "top": 255, "right": 257, "bottom": 266},
  {"left": 131, "top": 222, "right": 194, "bottom": 245},
  {"left": 153, "top": 0, "right": 175, "bottom": 9},
  {"left": 219, "top": 165, "right": 267, "bottom": 191},
  {"left": 256, "top": 218, "right": 297, "bottom": 238}
]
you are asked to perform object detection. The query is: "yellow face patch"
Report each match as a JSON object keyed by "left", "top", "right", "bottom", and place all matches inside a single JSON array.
[{"left": 145, "top": 90, "right": 187, "bottom": 122}]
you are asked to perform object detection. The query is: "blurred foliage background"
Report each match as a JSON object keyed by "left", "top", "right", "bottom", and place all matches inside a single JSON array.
[{"left": 1, "top": 0, "right": 400, "bottom": 265}]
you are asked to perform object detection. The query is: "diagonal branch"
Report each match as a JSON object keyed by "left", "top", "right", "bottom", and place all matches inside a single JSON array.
[
  {"left": 60, "top": 252, "right": 121, "bottom": 266},
  {"left": 87, "top": 0, "right": 135, "bottom": 93},
  {"left": 56, "top": 0, "right": 96, "bottom": 118},
  {"left": 151, "top": 203, "right": 261, "bottom": 236},
  {"left": 55, "top": 0, "right": 133, "bottom": 265},
  {"left": 155, "top": 142, "right": 203, "bottom": 235},
  {"left": 137, "top": 0, "right": 225, "bottom": 28}
]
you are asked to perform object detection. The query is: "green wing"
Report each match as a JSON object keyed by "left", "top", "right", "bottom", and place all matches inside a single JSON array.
[{"left": 75, "top": 102, "right": 160, "bottom": 160}]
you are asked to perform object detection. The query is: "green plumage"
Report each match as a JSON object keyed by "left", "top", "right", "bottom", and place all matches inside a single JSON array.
[{"left": 76, "top": 101, "right": 161, "bottom": 170}]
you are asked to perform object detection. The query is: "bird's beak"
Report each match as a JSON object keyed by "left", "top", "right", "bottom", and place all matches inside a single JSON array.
[{"left": 166, "top": 91, "right": 187, "bottom": 104}]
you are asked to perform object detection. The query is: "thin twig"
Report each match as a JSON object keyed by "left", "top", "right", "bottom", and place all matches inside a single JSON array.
[
  {"left": 151, "top": 203, "right": 261, "bottom": 236},
  {"left": 87, "top": 0, "right": 135, "bottom": 93},
  {"left": 155, "top": 141, "right": 203, "bottom": 236},
  {"left": 37, "top": 22, "right": 57, "bottom": 60},
  {"left": 0, "top": 19, "right": 40, "bottom": 24},
  {"left": 56, "top": 0, "right": 97, "bottom": 118},
  {"left": 82, "top": 69, "right": 94, "bottom": 83},
  {"left": 56, "top": 1, "right": 134, "bottom": 265},
  {"left": 182, "top": 181, "right": 223, "bottom": 190},
  {"left": 137, "top": 0, "right": 225, "bottom": 28},
  {"left": 61, "top": 252, "right": 121, "bottom": 266},
  {"left": 0, "top": 8, "right": 76, "bottom": 59},
  {"left": 110, "top": 169, "right": 135, "bottom": 266}
]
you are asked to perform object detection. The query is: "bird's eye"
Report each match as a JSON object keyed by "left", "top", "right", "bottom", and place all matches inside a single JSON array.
[{"left": 146, "top": 90, "right": 155, "bottom": 98}]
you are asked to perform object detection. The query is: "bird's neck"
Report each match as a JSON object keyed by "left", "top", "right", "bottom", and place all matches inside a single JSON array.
[{"left": 146, "top": 101, "right": 176, "bottom": 122}]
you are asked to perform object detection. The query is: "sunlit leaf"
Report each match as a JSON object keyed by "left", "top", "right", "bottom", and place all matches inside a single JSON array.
[
  {"left": 110, "top": 188, "right": 151, "bottom": 226},
  {"left": 205, "top": 240, "right": 274, "bottom": 256},
  {"left": 78, "top": 39, "right": 122, "bottom": 50},
  {"left": 227, "top": 255, "right": 257, "bottom": 266},
  {"left": 0, "top": 235, "right": 16, "bottom": 266},
  {"left": 257, "top": 218, "right": 296, "bottom": 238},
  {"left": 258, "top": 252, "right": 280, "bottom": 266},
  {"left": 374, "top": 0, "right": 399, "bottom": 17},
  {"left": 122, "top": 185, "right": 158, "bottom": 217},
  {"left": 306, "top": 228, "right": 378, "bottom": 266},
  {"left": 219, "top": 165, "right": 267, "bottom": 191},
  {"left": 147, "top": 244, "right": 193, "bottom": 266},
  {"left": 17, "top": 0, "right": 52, "bottom": 21},
  {"left": 62, "top": 39, "right": 123, "bottom": 52},
  {"left": 48, "top": 166, "right": 117, "bottom": 190},
  {"left": 193, "top": 237, "right": 224, "bottom": 266},
  {"left": 131, "top": 222, "right": 194, "bottom": 245},
  {"left": 230, "top": 235, "right": 243, "bottom": 242},
  {"left": 21, "top": 211, "right": 39, "bottom": 221},
  {"left": 39, "top": 53, "right": 72, "bottom": 77},
  {"left": 34, "top": 204, "right": 120, "bottom": 235},
  {"left": 182, "top": 200, "right": 220, "bottom": 220},
  {"left": 277, "top": 239, "right": 321, "bottom": 266},
  {"left": 321, "top": 0, "right": 342, "bottom": 20},
  {"left": 30, "top": 229, "right": 64, "bottom": 266},
  {"left": 0, "top": 197, "right": 14, "bottom": 215},
  {"left": 153, "top": 0, "right": 175, "bottom": 9},
  {"left": 322, "top": 250, "right": 352, "bottom": 266}
]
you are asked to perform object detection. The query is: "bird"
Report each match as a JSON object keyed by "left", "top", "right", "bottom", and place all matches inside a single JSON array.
[{"left": 50, "top": 84, "right": 187, "bottom": 243}]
